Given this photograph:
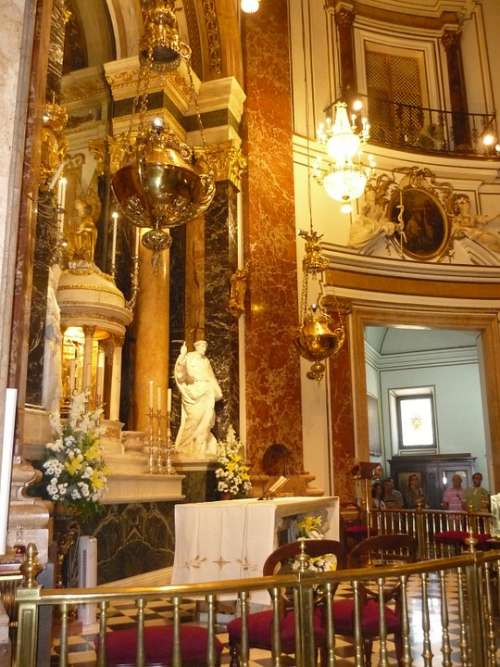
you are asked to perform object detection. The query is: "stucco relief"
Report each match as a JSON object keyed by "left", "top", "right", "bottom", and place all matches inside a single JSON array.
[{"left": 345, "top": 167, "right": 500, "bottom": 265}]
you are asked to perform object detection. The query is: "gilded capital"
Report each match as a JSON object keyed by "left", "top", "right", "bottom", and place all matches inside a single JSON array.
[
  {"left": 336, "top": 7, "right": 355, "bottom": 27},
  {"left": 202, "top": 141, "right": 247, "bottom": 190}
]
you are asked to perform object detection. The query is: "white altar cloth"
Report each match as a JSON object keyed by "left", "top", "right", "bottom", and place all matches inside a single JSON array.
[{"left": 171, "top": 496, "right": 339, "bottom": 593}]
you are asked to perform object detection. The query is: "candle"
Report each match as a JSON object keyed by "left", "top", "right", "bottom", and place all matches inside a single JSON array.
[
  {"left": 167, "top": 388, "right": 172, "bottom": 413},
  {"left": 135, "top": 226, "right": 140, "bottom": 259},
  {"left": 148, "top": 380, "right": 154, "bottom": 410},
  {"left": 57, "top": 177, "right": 67, "bottom": 239},
  {"left": 157, "top": 385, "right": 162, "bottom": 413},
  {"left": 111, "top": 211, "right": 119, "bottom": 275},
  {"left": 69, "top": 359, "right": 76, "bottom": 396}
]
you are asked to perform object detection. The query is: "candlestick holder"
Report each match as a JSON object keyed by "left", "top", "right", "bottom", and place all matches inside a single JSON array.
[
  {"left": 155, "top": 408, "right": 165, "bottom": 473},
  {"left": 164, "top": 418, "right": 177, "bottom": 475},
  {"left": 147, "top": 406, "right": 156, "bottom": 474}
]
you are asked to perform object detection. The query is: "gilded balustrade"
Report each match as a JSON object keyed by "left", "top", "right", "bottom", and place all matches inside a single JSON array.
[
  {"left": 370, "top": 506, "right": 494, "bottom": 558},
  {"left": 13, "top": 543, "right": 500, "bottom": 667}
]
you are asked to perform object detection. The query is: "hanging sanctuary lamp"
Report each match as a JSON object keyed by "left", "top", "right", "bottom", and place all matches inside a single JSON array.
[
  {"left": 294, "top": 0, "right": 345, "bottom": 382},
  {"left": 111, "top": 0, "right": 215, "bottom": 261}
]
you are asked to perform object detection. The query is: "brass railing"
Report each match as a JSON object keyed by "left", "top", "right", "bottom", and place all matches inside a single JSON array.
[
  {"left": 370, "top": 506, "right": 494, "bottom": 558},
  {"left": 14, "top": 543, "right": 500, "bottom": 667},
  {"left": 325, "top": 95, "right": 499, "bottom": 158}
]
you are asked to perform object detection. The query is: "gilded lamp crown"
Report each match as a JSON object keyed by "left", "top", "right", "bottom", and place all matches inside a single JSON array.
[{"left": 139, "top": 0, "right": 191, "bottom": 72}]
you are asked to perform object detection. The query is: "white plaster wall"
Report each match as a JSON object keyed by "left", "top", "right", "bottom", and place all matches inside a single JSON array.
[{"left": 379, "top": 363, "right": 489, "bottom": 486}]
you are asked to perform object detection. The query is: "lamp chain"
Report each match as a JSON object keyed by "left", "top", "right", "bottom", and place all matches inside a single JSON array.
[
  {"left": 300, "top": 0, "right": 314, "bottom": 235},
  {"left": 186, "top": 61, "right": 208, "bottom": 150}
]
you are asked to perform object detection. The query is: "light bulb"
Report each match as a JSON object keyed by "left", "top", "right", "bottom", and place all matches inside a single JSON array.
[
  {"left": 241, "top": 0, "right": 260, "bottom": 13},
  {"left": 340, "top": 203, "right": 352, "bottom": 214},
  {"left": 352, "top": 99, "right": 363, "bottom": 112},
  {"left": 152, "top": 116, "right": 164, "bottom": 129},
  {"left": 482, "top": 132, "right": 495, "bottom": 146},
  {"left": 496, "top": 144, "right": 500, "bottom": 153}
]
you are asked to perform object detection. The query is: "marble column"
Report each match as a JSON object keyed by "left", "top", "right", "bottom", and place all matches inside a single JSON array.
[
  {"left": 133, "top": 242, "right": 170, "bottom": 431},
  {"left": 25, "top": 0, "right": 67, "bottom": 405},
  {"left": 169, "top": 225, "right": 187, "bottom": 436},
  {"left": 442, "top": 29, "right": 471, "bottom": 149},
  {"left": 82, "top": 326, "right": 95, "bottom": 392},
  {"left": 335, "top": 5, "right": 357, "bottom": 99},
  {"left": 109, "top": 336, "right": 123, "bottom": 421},
  {"left": 204, "top": 182, "right": 239, "bottom": 439},
  {"left": 329, "top": 322, "right": 356, "bottom": 501},
  {"left": 243, "top": 0, "right": 303, "bottom": 472}
]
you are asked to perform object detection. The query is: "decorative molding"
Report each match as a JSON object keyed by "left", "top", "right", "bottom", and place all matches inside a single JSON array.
[
  {"left": 341, "top": 0, "right": 473, "bottom": 28},
  {"left": 364, "top": 339, "right": 478, "bottom": 371},
  {"left": 200, "top": 0, "right": 223, "bottom": 76}
]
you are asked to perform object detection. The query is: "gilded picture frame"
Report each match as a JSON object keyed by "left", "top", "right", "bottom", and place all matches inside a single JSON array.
[{"left": 389, "top": 187, "right": 450, "bottom": 260}]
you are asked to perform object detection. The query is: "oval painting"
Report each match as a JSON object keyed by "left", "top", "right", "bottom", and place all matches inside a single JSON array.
[{"left": 389, "top": 187, "right": 449, "bottom": 260}]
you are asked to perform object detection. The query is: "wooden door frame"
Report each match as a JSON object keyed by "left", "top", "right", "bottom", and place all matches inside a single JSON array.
[{"left": 349, "top": 301, "right": 500, "bottom": 490}]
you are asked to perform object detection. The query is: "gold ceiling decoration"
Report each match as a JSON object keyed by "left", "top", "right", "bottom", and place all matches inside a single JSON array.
[
  {"left": 110, "top": 0, "right": 215, "bottom": 262},
  {"left": 295, "top": 230, "right": 345, "bottom": 382}
]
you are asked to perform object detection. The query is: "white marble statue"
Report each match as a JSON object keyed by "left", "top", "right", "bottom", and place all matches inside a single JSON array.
[
  {"left": 42, "top": 264, "right": 63, "bottom": 414},
  {"left": 174, "top": 340, "right": 223, "bottom": 458},
  {"left": 450, "top": 194, "right": 500, "bottom": 264}
]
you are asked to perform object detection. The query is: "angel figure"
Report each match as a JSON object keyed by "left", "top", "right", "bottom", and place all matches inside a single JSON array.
[
  {"left": 450, "top": 194, "right": 500, "bottom": 262},
  {"left": 348, "top": 186, "right": 400, "bottom": 255}
]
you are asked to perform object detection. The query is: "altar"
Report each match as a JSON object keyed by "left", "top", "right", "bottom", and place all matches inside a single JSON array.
[{"left": 171, "top": 496, "right": 339, "bottom": 588}]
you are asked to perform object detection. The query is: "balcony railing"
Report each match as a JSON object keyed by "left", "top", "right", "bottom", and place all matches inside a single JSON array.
[
  {"left": 325, "top": 95, "right": 499, "bottom": 158},
  {"left": 14, "top": 541, "right": 500, "bottom": 667}
]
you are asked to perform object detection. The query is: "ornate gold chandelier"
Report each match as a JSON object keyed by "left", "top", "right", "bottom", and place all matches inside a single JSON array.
[
  {"left": 295, "top": 230, "right": 345, "bottom": 381},
  {"left": 315, "top": 100, "right": 371, "bottom": 214},
  {"left": 111, "top": 0, "right": 215, "bottom": 260}
]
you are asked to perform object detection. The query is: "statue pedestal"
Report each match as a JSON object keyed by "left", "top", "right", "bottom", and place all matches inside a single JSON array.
[
  {"left": 101, "top": 473, "right": 184, "bottom": 504},
  {"left": 174, "top": 459, "right": 218, "bottom": 503}
]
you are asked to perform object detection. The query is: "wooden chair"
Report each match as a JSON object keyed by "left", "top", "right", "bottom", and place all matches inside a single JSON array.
[
  {"left": 227, "top": 539, "right": 344, "bottom": 667},
  {"left": 339, "top": 534, "right": 418, "bottom": 667}
]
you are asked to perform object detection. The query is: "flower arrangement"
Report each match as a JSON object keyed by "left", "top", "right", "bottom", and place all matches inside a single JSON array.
[
  {"left": 42, "top": 393, "right": 108, "bottom": 520},
  {"left": 292, "top": 553, "right": 338, "bottom": 573},
  {"left": 215, "top": 425, "right": 251, "bottom": 498},
  {"left": 296, "top": 513, "right": 326, "bottom": 539}
]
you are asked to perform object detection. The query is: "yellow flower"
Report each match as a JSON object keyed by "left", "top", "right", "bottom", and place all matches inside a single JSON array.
[
  {"left": 91, "top": 471, "right": 106, "bottom": 490},
  {"left": 84, "top": 445, "right": 100, "bottom": 462},
  {"left": 65, "top": 458, "right": 82, "bottom": 475}
]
